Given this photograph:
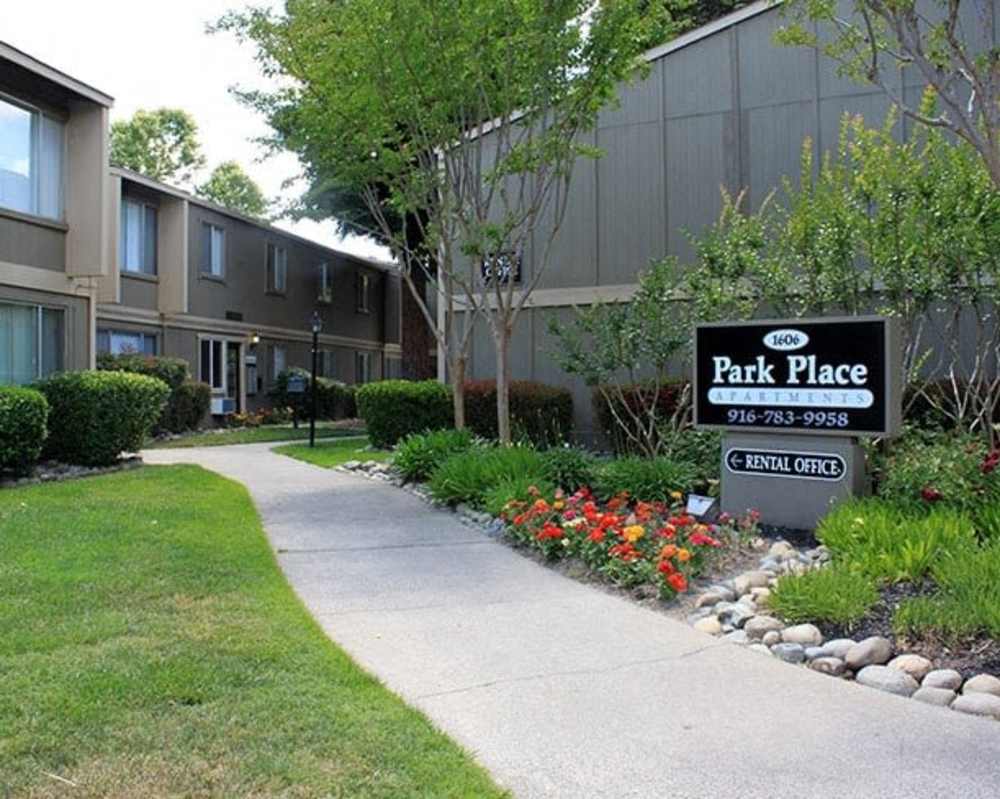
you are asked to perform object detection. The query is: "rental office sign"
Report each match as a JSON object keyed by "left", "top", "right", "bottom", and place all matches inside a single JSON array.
[
  {"left": 693, "top": 316, "right": 902, "bottom": 437},
  {"left": 693, "top": 316, "right": 902, "bottom": 529}
]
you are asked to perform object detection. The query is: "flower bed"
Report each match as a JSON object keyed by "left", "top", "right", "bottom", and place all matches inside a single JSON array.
[{"left": 499, "top": 486, "right": 759, "bottom": 599}]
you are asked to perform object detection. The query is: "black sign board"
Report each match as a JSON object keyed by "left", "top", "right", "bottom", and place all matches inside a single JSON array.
[
  {"left": 725, "top": 447, "right": 847, "bottom": 482},
  {"left": 694, "top": 316, "right": 901, "bottom": 437},
  {"left": 286, "top": 375, "right": 307, "bottom": 394},
  {"left": 481, "top": 252, "right": 521, "bottom": 285}
]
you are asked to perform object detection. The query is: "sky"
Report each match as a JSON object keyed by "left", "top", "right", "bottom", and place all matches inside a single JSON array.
[{"left": 3, "top": 0, "right": 393, "bottom": 262}]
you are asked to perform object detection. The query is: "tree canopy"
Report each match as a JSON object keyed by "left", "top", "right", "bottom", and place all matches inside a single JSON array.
[
  {"left": 110, "top": 108, "right": 206, "bottom": 184},
  {"left": 196, "top": 160, "right": 271, "bottom": 218}
]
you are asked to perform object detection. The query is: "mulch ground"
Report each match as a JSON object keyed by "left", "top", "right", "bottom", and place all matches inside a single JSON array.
[{"left": 816, "top": 580, "right": 1000, "bottom": 679}]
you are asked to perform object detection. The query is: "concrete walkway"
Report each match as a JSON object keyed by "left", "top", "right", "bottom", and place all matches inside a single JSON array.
[{"left": 144, "top": 443, "right": 1000, "bottom": 799}]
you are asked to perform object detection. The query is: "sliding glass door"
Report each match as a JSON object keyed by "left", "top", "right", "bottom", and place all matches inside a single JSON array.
[{"left": 0, "top": 302, "right": 64, "bottom": 385}]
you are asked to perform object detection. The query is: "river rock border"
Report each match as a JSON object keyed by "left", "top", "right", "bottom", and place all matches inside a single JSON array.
[
  {"left": 339, "top": 459, "right": 1000, "bottom": 722},
  {"left": 1, "top": 456, "right": 144, "bottom": 489},
  {"left": 689, "top": 539, "right": 1000, "bottom": 722}
]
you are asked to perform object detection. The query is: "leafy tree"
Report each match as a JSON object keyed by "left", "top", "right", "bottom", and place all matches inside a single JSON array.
[
  {"left": 642, "top": 0, "right": 750, "bottom": 46},
  {"left": 196, "top": 160, "right": 271, "bottom": 218},
  {"left": 110, "top": 108, "right": 206, "bottom": 184},
  {"left": 220, "top": 0, "right": 661, "bottom": 441},
  {"left": 777, "top": 0, "right": 1000, "bottom": 188}
]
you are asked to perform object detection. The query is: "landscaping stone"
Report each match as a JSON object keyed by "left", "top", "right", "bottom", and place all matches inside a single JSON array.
[
  {"left": 693, "top": 617, "right": 722, "bottom": 635},
  {"left": 722, "top": 630, "right": 749, "bottom": 645},
  {"left": 951, "top": 693, "right": 1000, "bottom": 720},
  {"left": 845, "top": 636, "right": 893, "bottom": 670},
  {"left": 804, "top": 646, "right": 825, "bottom": 661},
  {"left": 771, "top": 643, "right": 805, "bottom": 664},
  {"left": 820, "top": 639, "right": 857, "bottom": 660},
  {"left": 781, "top": 624, "right": 823, "bottom": 647},
  {"left": 749, "top": 586, "right": 771, "bottom": 602},
  {"left": 745, "top": 570, "right": 772, "bottom": 588},
  {"left": 922, "top": 669, "right": 964, "bottom": 691},
  {"left": 961, "top": 674, "right": 1000, "bottom": 698},
  {"left": 695, "top": 592, "right": 725, "bottom": 609},
  {"left": 809, "top": 657, "right": 846, "bottom": 677},
  {"left": 886, "top": 654, "right": 932, "bottom": 682},
  {"left": 747, "top": 643, "right": 773, "bottom": 656},
  {"left": 761, "top": 630, "right": 781, "bottom": 647},
  {"left": 913, "top": 687, "right": 957, "bottom": 707},
  {"left": 744, "top": 616, "right": 784, "bottom": 640},
  {"left": 855, "top": 665, "right": 919, "bottom": 697},
  {"left": 718, "top": 604, "right": 755, "bottom": 629},
  {"left": 732, "top": 575, "right": 751, "bottom": 595},
  {"left": 707, "top": 584, "right": 738, "bottom": 602},
  {"left": 768, "top": 540, "right": 795, "bottom": 559}
]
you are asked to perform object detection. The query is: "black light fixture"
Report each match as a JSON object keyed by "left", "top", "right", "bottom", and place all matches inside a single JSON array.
[{"left": 309, "top": 311, "right": 322, "bottom": 448}]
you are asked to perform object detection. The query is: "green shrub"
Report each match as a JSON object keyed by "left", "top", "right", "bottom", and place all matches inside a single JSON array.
[
  {"left": 593, "top": 456, "right": 697, "bottom": 502},
  {"left": 817, "top": 499, "right": 977, "bottom": 583},
  {"left": 428, "top": 445, "right": 544, "bottom": 507},
  {"left": 463, "top": 380, "right": 573, "bottom": 447},
  {"left": 769, "top": 566, "right": 879, "bottom": 625},
  {"left": 394, "top": 428, "right": 477, "bottom": 482},
  {"left": 660, "top": 428, "right": 722, "bottom": 484},
  {"left": 878, "top": 430, "right": 1000, "bottom": 518},
  {"left": 318, "top": 378, "right": 357, "bottom": 419},
  {"left": 0, "top": 386, "right": 49, "bottom": 475},
  {"left": 36, "top": 371, "right": 170, "bottom": 466},
  {"left": 357, "top": 380, "right": 453, "bottom": 448},
  {"left": 592, "top": 381, "right": 688, "bottom": 455},
  {"left": 269, "top": 368, "right": 312, "bottom": 423},
  {"left": 895, "top": 540, "right": 1000, "bottom": 640},
  {"left": 159, "top": 380, "right": 210, "bottom": 432},
  {"left": 97, "top": 353, "right": 196, "bottom": 434},
  {"left": 539, "top": 446, "right": 598, "bottom": 492},
  {"left": 483, "top": 476, "right": 557, "bottom": 519}
]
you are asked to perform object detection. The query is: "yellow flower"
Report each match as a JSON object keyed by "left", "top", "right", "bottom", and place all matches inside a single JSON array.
[
  {"left": 670, "top": 491, "right": 683, "bottom": 501},
  {"left": 623, "top": 524, "right": 645, "bottom": 543},
  {"left": 676, "top": 547, "right": 692, "bottom": 562},
  {"left": 553, "top": 500, "right": 565, "bottom": 510}
]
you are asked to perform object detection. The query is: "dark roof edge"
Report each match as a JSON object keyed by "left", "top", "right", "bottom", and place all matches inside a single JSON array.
[{"left": 0, "top": 40, "right": 114, "bottom": 107}]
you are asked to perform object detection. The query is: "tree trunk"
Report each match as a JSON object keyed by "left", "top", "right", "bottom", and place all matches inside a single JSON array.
[
  {"left": 451, "top": 354, "right": 466, "bottom": 430},
  {"left": 495, "top": 326, "right": 511, "bottom": 445}
]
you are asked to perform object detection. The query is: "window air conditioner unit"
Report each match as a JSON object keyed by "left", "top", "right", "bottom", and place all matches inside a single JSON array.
[{"left": 210, "top": 397, "right": 237, "bottom": 415}]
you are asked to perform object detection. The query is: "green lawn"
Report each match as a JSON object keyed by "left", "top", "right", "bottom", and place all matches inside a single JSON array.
[
  {"left": 274, "top": 436, "right": 394, "bottom": 468},
  {"left": 147, "top": 423, "right": 364, "bottom": 449},
  {"left": 0, "top": 466, "right": 505, "bottom": 798}
]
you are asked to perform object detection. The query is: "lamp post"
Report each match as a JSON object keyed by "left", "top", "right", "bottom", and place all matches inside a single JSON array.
[{"left": 309, "top": 311, "right": 322, "bottom": 448}]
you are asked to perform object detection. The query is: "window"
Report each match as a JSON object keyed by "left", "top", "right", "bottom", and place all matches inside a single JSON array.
[
  {"left": 267, "top": 243, "right": 287, "bottom": 293},
  {"left": 318, "top": 262, "right": 331, "bottom": 303},
  {"left": 120, "top": 198, "right": 157, "bottom": 275},
  {"left": 354, "top": 351, "right": 371, "bottom": 384},
  {"left": 356, "top": 273, "right": 370, "bottom": 312},
  {"left": 199, "top": 338, "right": 226, "bottom": 391},
  {"left": 272, "top": 345, "right": 287, "bottom": 378},
  {"left": 0, "top": 96, "right": 64, "bottom": 220},
  {"left": 201, "top": 223, "right": 225, "bottom": 277},
  {"left": 97, "top": 328, "right": 156, "bottom": 355},
  {"left": 0, "top": 302, "right": 64, "bottom": 385},
  {"left": 316, "top": 350, "right": 335, "bottom": 378}
]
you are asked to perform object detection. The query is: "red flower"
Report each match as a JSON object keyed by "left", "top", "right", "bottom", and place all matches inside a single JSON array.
[
  {"left": 690, "top": 531, "right": 721, "bottom": 548},
  {"left": 658, "top": 524, "right": 676, "bottom": 539},
  {"left": 587, "top": 528, "right": 606, "bottom": 543},
  {"left": 562, "top": 509, "right": 577, "bottom": 520},
  {"left": 536, "top": 522, "right": 563, "bottom": 541},
  {"left": 982, "top": 451, "right": 999, "bottom": 475},
  {"left": 666, "top": 572, "right": 688, "bottom": 592},
  {"left": 657, "top": 559, "right": 676, "bottom": 575},
  {"left": 921, "top": 485, "right": 943, "bottom": 503}
]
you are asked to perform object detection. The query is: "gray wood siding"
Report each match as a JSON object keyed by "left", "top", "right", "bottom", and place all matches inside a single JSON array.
[{"left": 0, "top": 215, "right": 65, "bottom": 271}]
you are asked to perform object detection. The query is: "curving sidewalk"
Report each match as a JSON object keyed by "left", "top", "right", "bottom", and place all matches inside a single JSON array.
[{"left": 144, "top": 442, "right": 1000, "bottom": 799}]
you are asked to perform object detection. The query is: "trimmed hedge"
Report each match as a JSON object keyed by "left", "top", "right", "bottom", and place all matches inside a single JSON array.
[
  {"left": 0, "top": 386, "right": 49, "bottom": 475},
  {"left": 464, "top": 380, "right": 573, "bottom": 447},
  {"left": 160, "top": 380, "right": 211, "bottom": 432},
  {"left": 36, "top": 371, "right": 170, "bottom": 466},
  {"left": 97, "top": 353, "right": 206, "bottom": 433},
  {"left": 592, "top": 380, "right": 688, "bottom": 454},
  {"left": 357, "top": 380, "right": 453, "bottom": 447},
  {"left": 270, "top": 369, "right": 358, "bottom": 422}
]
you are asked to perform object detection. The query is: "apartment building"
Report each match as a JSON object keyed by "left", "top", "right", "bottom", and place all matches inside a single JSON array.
[
  {"left": 0, "top": 40, "right": 403, "bottom": 416},
  {"left": 0, "top": 42, "right": 112, "bottom": 383},
  {"left": 97, "top": 168, "right": 402, "bottom": 415}
]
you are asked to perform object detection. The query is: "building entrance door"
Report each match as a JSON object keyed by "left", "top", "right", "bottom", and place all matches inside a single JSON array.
[{"left": 226, "top": 341, "right": 241, "bottom": 412}]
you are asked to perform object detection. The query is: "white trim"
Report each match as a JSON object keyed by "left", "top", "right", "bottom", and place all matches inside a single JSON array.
[{"left": 643, "top": 0, "right": 779, "bottom": 63}]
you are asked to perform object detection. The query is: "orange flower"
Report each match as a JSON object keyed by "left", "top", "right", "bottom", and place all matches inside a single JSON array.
[
  {"left": 676, "top": 548, "right": 692, "bottom": 563},
  {"left": 659, "top": 544, "right": 678, "bottom": 560},
  {"left": 667, "top": 572, "right": 688, "bottom": 593},
  {"left": 659, "top": 524, "right": 676, "bottom": 539},
  {"left": 533, "top": 499, "right": 550, "bottom": 512}
]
